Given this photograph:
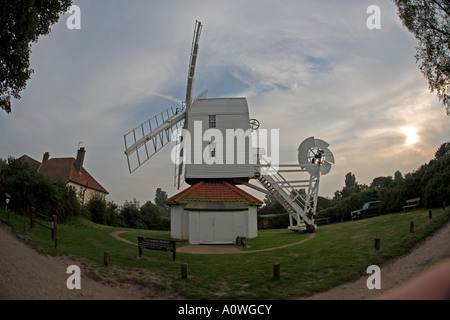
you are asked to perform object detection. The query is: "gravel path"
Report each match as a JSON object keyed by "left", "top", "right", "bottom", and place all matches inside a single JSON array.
[{"left": 1, "top": 217, "right": 450, "bottom": 300}]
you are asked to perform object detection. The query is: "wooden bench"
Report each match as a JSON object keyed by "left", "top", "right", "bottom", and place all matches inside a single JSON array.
[
  {"left": 402, "top": 198, "right": 420, "bottom": 212},
  {"left": 138, "top": 236, "right": 176, "bottom": 261}
]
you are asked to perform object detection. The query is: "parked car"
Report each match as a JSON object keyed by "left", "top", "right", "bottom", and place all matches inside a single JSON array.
[{"left": 351, "top": 201, "right": 380, "bottom": 220}]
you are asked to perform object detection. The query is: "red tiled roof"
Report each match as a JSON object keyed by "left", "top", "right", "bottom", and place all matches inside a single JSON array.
[
  {"left": 38, "top": 158, "right": 108, "bottom": 194},
  {"left": 165, "top": 181, "right": 263, "bottom": 205},
  {"left": 19, "top": 155, "right": 41, "bottom": 171}
]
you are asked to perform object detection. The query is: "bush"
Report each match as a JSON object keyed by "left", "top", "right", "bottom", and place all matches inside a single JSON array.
[
  {"left": 258, "top": 213, "right": 289, "bottom": 229},
  {"left": 85, "top": 194, "right": 108, "bottom": 224}
]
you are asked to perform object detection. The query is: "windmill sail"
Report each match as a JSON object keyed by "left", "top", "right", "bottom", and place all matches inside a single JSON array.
[
  {"left": 185, "top": 20, "right": 202, "bottom": 111},
  {"left": 124, "top": 106, "right": 186, "bottom": 173},
  {"left": 124, "top": 20, "right": 202, "bottom": 185},
  {"left": 174, "top": 20, "right": 202, "bottom": 189}
]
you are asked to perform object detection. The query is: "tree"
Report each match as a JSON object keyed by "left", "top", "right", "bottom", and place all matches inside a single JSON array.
[
  {"left": 338, "top": 172, "right": 359, "bottom": 198},
  {"left": 393, "top": 0, "right": 450, "bottom": 115},
  {"left": 140, "top": 200, "right": 168, "bottom": 229},
  {"left": 261, "top": 193, "right": 285, "bottom": 214},
  {"left": 0, "top": 0, "right": 72, "bottom": 113},
  {"left": 394, "top": 170, "right": 404, "bottom": 181},
  {"left": 154, "top": 187, "right": 168, "bottom": 208},
  {"left": 345, "top": 172, "right": 356, "bottom": 188},
  {"left": 435, "top": 142, "right": 450, "bottom": 159},
  {"left": 86, "top": 193, "right": 107, "bottom": 225},
  {"left": 371, "top": 176, "right": 393, "bottom": 188},
  {"left": 0, "top": 156, "right": 80, "bottom": 220},
  {"left": 120, "top": 199, "right": 143, "bottom": 229}
]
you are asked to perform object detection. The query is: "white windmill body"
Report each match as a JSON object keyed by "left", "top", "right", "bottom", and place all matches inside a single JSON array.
[
  {"left": 183, "top": 97, "right": 255, "bottom": 184},
  {"left": 123, "top": 21, "right": 335, "bottom": 242}
]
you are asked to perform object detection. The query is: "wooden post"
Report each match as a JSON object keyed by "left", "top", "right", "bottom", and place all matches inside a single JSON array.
[
  {"left": 30, "top": 206, "right": 35, "bottom": 229},
  {"left": 429, "top": 210, "right": 433, "bottom": 219},
  {"left": 24, "top": 221, "right": 28, "bottom": 233},
  {"left": 410, "top": 221, "right": 414, "bottom": 233},
  {"left": 55, "top": 237, "right": 60, "bottom": 249},
  {"left": 52, "top": 215, "right": 57, "bottom": 241},
  {"left": 374, "top": 238, "right": 380, "bottom": 250},
  {"left": 172, "top": 241, "right": 177, "bottom": 261},
  {"left": 138, "top": 236, "right": 144, "bottom": 257},
  {"left": 273, "top": 263, "right": 280, "bottom": 280},
  {"left": 181, "top": 263, "right": 188, "bottom": 279},
  {"left": 104, "top": 251, "right": 111, "bottom": 266}
]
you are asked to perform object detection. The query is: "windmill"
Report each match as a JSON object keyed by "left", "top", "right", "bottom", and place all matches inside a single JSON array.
[{"left": 123, "top": 21, "right": 335, "bottom": 238}]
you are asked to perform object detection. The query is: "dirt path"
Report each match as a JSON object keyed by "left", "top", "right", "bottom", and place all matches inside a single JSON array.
[
  {"left": 110, "top": 230, "right": 316, "bottom": 254},
  {"left": 0, "top": 222, "right": 150, "bottom": 300},
  {"left": 1, "top": 218, "right": 450, "bottom": 300}
]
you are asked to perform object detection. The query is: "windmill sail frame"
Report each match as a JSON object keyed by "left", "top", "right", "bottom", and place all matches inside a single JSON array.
[
  {"left": 123, "top": 20, "right": 202, "bottom": 179},
  {"left": 174, "top": 20, "right": 202, "bottom": 189},
  {"left": 124, "top": 106, "right": 185, "bottom": 173}
]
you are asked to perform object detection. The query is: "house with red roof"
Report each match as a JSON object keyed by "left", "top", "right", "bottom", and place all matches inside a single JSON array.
[
  {"left": 165, "top": 180, "right": 262, "bottom": 244},
  {"left": 20, "top": 147, "right": 108, "bottom": 205}
]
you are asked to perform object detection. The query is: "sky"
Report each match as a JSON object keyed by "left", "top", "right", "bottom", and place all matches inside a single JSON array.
[{"left": 1, "top": 0, "right": 449, "bottom": 206}]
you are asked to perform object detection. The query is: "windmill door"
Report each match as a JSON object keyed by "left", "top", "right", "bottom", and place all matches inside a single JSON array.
[{"left": 197, "top": 212, "right": 234, "bottom": 244}]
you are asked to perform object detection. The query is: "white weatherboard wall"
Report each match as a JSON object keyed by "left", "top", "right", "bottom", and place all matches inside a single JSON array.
[
  {"left": 170, "top": 205, "right": 258, "bottom": 244},
  {"left": 170, "top": 205, "right": 189, "bottom": 240},
  {"left": 184, "top": 98, "right": 255, "bottom": 181}
]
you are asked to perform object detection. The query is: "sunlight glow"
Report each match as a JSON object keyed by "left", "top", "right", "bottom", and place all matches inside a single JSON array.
[{"left": 403, "top": 126, "right": 419, "bottom": 145}]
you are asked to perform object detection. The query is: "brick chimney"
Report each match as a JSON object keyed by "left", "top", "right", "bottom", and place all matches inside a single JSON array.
[
  {"left": 76, "top": 147, "right": 85, "bottom": 173},
  {"left": 42, "top": 152, "right": 50, "bottom": 162}
]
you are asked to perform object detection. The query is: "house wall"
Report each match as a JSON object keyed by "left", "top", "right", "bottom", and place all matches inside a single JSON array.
[
  {"left": 184, "top": 98, "right": 255, "bottom": 181},
  {"left": 67, "top": 181, "right": 106, "bottom": 205}
]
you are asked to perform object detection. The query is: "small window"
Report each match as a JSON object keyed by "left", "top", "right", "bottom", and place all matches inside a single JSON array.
[{"left": 208, "top": 115, "right": 216, "bottom": 128}]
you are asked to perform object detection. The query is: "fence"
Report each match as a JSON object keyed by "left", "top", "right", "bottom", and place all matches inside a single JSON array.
[{"left": 30, "top": 207, "right": 59, "bottom": 248}]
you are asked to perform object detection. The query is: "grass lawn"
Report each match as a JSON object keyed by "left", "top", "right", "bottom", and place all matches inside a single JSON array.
[{"left": 0, "top": 207, "right": 448, "bottom": 299}]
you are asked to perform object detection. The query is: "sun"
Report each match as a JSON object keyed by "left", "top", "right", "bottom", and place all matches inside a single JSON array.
[{"left": 403, "top": 126, "right": 419, "bottom": 145}]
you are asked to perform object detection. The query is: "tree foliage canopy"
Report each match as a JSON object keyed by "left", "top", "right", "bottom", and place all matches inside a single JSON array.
[
  {"left": 435, "top": 141, "right": 450, "bottom": 158},
  {"left": 318, "top": 142, "right": 450, "bottom": 222},
  {"left": 393, "top": 0, "right": 450, "bottom": 115},
  {"left": 0, "top": 0, "right": 72, "bottom": 113},
  {"left": 0, "top": 156, "right": 80, "bottom": 221}
]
